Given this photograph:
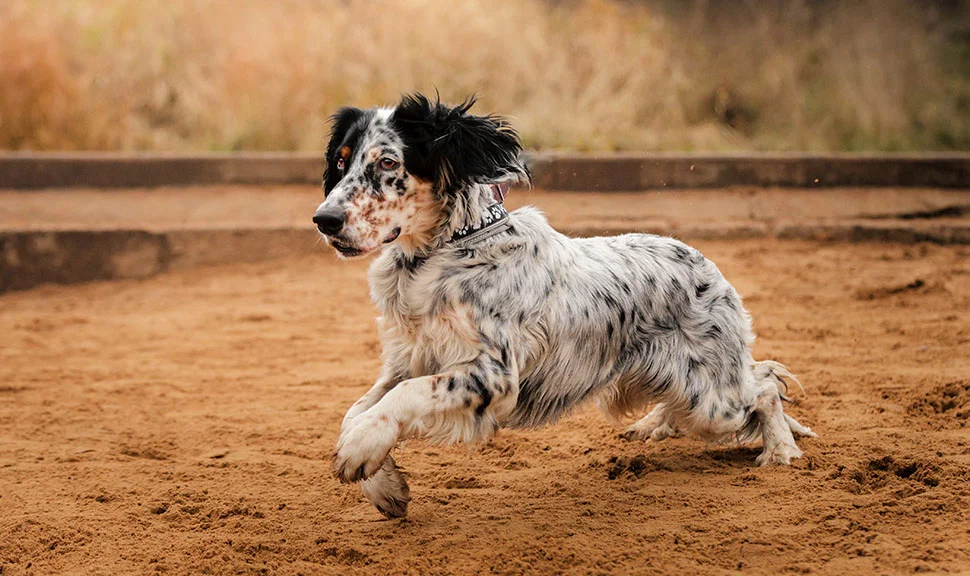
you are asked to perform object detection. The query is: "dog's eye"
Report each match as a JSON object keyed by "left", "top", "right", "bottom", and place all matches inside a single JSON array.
[
  {"left": 336, "top": 158, "right": 346, "bottom": 171},
  {"left": 379, "top": 158, "right": 398, "bottom": 170}
]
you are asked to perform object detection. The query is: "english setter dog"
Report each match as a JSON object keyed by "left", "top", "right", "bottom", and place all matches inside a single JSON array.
[{"left": 314, "top": 93, "right": 815, "bottom": 518}]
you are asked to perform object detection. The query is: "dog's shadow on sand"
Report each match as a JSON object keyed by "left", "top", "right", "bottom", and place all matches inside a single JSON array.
[
  {"left": 358, "top": 447, "right": 769, "bottom": 531},
  {"left": 604, "top": 445, "right": 763, "bottom": 479},
  {"left": 352, "top": 445, "right": 771, "bottom": 527}
]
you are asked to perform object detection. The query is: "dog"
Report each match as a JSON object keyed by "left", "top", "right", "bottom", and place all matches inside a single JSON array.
[{"left": 314, "top": 93, "right": 815, "bottom": 519}]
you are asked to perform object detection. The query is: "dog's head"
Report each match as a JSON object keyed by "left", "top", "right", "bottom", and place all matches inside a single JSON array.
[{"left": 313, "top": 93, "right": 528, "bottom": 258}]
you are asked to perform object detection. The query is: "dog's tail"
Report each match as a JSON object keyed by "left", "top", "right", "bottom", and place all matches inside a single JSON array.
[{"left": 754, "top": 360, "right": 806, "bottom": 402}]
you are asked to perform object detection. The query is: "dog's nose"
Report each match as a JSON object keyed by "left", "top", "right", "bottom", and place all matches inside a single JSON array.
[{"left": 313, "top": 209, "right": 345, "bottom": 235}]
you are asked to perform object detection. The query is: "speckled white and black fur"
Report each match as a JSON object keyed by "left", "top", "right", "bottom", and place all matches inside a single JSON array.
[{"left": 315, "top": 94, "right": 816, "bottom": 519}]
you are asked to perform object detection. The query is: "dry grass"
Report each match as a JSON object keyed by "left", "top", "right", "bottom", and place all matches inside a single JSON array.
[{"left": 0, "top": 0, "right": 967, "bottom": 152}]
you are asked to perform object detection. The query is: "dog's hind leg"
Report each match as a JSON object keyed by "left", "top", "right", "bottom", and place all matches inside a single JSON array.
[
  {"left": 645, "top": 360, "right": 815, "bottom": 465},
  {"left": 746, "top": 361, "right": 817, "bottom": 466},
  {"left": 619, "top": 403, "right": 681, "bottom": 442},
  {"left": 751, "top": 380, "right": 803, "bottom": 465},
  {"left": 785, "top": 413, "right": 816, "bottom": 438}
]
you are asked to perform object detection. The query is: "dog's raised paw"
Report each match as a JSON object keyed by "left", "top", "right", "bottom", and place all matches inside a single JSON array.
[{"left": 332, "top": 415, "right": 399, "bottom": 483}]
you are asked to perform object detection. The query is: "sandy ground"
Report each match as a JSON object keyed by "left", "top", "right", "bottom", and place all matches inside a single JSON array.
[
  {"left": 3, "top": 185, "right": 970, "bottom": 233},
  {"left": 2, "top": 238, "right": 970, "bottom": 575}
]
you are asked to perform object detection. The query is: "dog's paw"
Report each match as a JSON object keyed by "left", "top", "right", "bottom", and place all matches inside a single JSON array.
[
  {"left": 360, "top": 456, "right": 410, "bottom": 519},
  {"left": 755, "top": 441, "right": 803, "bottom": 467},
  {"left": 619, "top": 422, "right": 678, "bottom": 442},
  {"left": 332, "top": 414, "right": 399, "bottom": 483},
  {"left": 618, "top": 428, "right": 643, "bottom": 442}
]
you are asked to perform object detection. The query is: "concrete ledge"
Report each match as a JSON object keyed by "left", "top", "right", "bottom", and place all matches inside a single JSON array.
[
  {"left": 0, "top": 228, "right": 320, "bottom": 293},
  {"left": 0, "top": 230, "right": 170, "bottom": 292},
  {"left": 3, "top": 152, "right": 970, "bottom": 190},
  {"left": 526, "top": 152, "right": 970, "bottom": 190},
  {"left": 563, "top": 222, "right": 771, "bottom": 241},
  {"left": 775, "top": 220, "right": 970, "bottom": 244},
  {"left": 0, "top": 152, "right": 323, "bottom": 189},
  {"left": 3, "top": 221, "right": 969, "bottom": 293}
]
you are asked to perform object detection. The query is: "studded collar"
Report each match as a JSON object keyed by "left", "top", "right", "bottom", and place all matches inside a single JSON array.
[{"left": 448, "top": 183, "right": 512, "bottom": 247}]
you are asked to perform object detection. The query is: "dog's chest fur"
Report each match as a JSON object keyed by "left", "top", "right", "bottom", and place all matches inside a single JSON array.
[{"left": 369, "top": 247, "right": 500, "bottom": 378}]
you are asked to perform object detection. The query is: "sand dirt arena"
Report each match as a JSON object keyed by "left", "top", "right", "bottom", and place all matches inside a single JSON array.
[
  {"left": 2, "top": 0, "right": 970, "bottom": 572},
  {"left": 2, "top": 233, "right": 970, "bottom": 575}
]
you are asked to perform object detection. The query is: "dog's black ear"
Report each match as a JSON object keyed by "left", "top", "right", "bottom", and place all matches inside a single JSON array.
[
  {"left": 324, "top": 107, "right": 366, "bottom": 194},
  {"left": 390, "top": 93, "right": 529, "bottom": 192}
]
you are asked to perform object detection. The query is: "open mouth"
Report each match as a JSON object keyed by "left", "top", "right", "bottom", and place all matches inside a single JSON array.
[
  {"left": 383, "top": 228, "right": 401, "bottom": 244},
  {"left": 328, "top": 238, "right": 364, "bottom": 257},
  {"left": 328, "top": 228, "right": 400, "bottom": 257}
]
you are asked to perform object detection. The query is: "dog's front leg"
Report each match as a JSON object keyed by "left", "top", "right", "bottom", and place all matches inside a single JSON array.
[
  {"left": 339, "top": 319, "right": 411, "bottom": 432},
  {"left": 338, "top": 364, "right": 412, "bottom": 517},
  {"left": 340, "top": 372, "right": 401, "bottom": 434},
  {"left": 333, "top": 354, "right": 517, "bottom": 484}
]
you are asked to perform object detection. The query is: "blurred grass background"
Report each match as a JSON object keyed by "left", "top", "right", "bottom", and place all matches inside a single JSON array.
[{"left": 1, "top": 0, "right": 968, "bottom": 152}]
